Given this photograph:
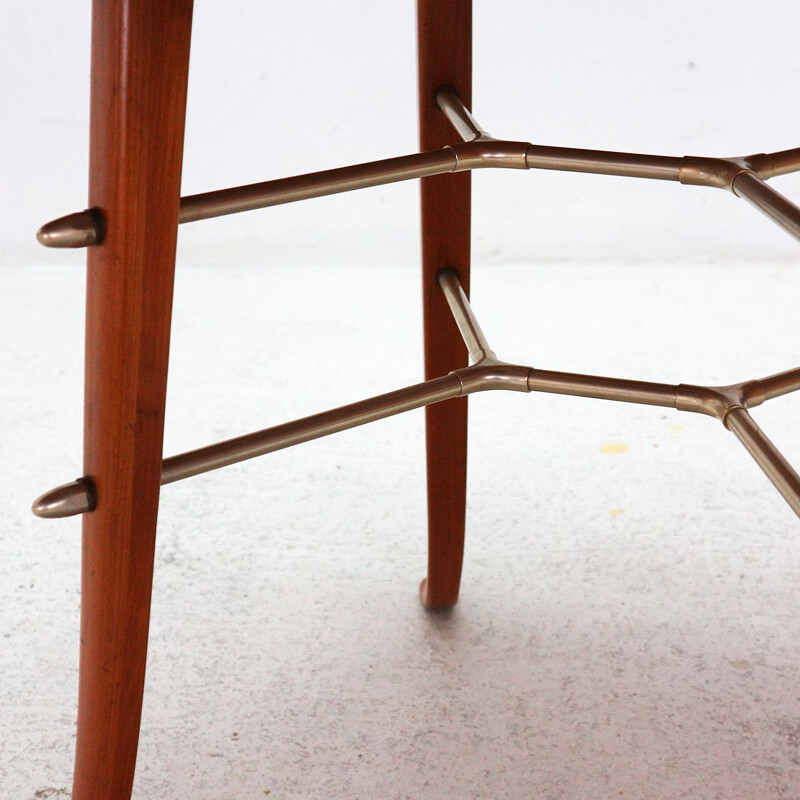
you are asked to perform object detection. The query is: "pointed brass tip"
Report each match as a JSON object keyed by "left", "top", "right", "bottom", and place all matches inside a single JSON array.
[
  {"left": 32, "top": 478, "right": 95, "bottom": 519},
  {"left": 36, "top": 209, "right": 103, "bottom": 248}
]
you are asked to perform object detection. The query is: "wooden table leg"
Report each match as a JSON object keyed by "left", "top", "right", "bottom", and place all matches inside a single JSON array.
[
  {"left": 417, "top": 0, "right": 472, "bottom": 609},
  {"left": 71, "top": 2, "right": 193, "bottom": 798}
]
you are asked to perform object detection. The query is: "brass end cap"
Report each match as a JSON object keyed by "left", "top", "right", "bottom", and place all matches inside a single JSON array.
[
  {"left": 36, "top": 209, "right": 104, "bottom": 248},
  {"left": 32, "top": 477, "right": 95, "bottom": 519}
]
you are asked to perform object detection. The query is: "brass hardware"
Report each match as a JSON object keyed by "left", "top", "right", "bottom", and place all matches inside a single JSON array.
[
  {"left": 731, "top": 172, "right": 800, "bottom": 242},
  {"left": 454, "top": 361, "right": 532, "bottom": 394},
  {"left": 678, "top": 156, "right": 746, "bottom": 190},
  {"left": 437, "top": 268, "right": 495, "bottom": 363},
  {"left": 752, "top": 366, "right": 800, "bottom": 401},
  {"left": 758, "top": 147, "right": 800, "bottom": 179},
  {"left": 525, "top": 146, "right": 682, "bottom": 182},
  {"left": 451, "top": 139, "right": 529, "bottom": 172},
  {"left": 726, "top": 409, "right": 800, "bottom": 517},
  {"left": 31, "top": 89, "right": 800, "bottom": 524},
  {"left": 33, "top": 272, "right": 800, "bottom": 522},
  {"left": 526, "top": 370, "right": 677, "bottom": 408},
  {"left": 36, "top": 209, "right": 105, "bottom": 248},
  {"left": 32, "top": 375, "right": 463, "bottom": 518},
  {"left": 675, "top": 384, "right": 744, "bottom": 421},
  {"left": 36, "top": 90, "right": 800, "bottom": 247},
  {"left": 435, "top": 86, "right": 488, "bottom": 142},
  {"left": 159, "top": 374, "right": 463, "bottom": 485},
  {"left": 179, "top": 149, "right": 459, "bottom": 223},
  {"left": 32, "top": 477, "right": 97, "bottom": 519}
]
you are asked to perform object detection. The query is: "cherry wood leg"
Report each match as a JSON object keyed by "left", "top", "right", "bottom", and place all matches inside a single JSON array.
[
  {"left": 417, "top": 0, "right": 472, "bottom": 609},
  {"left": 71, "top": 2, "right": 193, "bottom": 798}
]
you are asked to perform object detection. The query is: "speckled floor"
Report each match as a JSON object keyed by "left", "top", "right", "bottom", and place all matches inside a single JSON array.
[{"left": 3, "top": 261, "right": 800, "bottom": 799}]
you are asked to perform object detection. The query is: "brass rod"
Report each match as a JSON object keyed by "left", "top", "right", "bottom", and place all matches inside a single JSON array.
[
  {"left": 162, "top": 375, "right": 462, "bottom": 483},
  {"left": 179, "top": 149, "right": 458, "bottom": 223},
  {"left": 527, "top": 369, "right": 678, "bottom": 408},
  {"left": 434, "top": 87, "right": 489, "bottom": 142},
  {"left": 725, "top": 408, "right": 800, "bottom": 518},
  {"left": 32, "top": 374, "right": 464, "bottom": 518},
  {"left": 525, "top": 145, "right": 682, "bottom": 181},
  {"left": 437, "top": 268, "right": 495, "bottom": 362},
  {"left": 732, "top": 172, "right": 800, "bottom": 243},
  {"left": 766, "top": 147, "right": 800, "bottom": 178},
  {"left": 753, "top": 366, "right": 800, "bottom": 402}
]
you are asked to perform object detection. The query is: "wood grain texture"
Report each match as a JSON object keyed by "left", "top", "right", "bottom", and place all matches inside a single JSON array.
[
  {"left": 417, "top": 0, "right": 472, "bottom": 609},
  {"left": 73, "top": 2, "right": 193, "bottom": 798}
]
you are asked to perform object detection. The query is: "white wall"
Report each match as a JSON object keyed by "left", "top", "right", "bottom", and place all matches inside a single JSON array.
[{"left": 3, "top": 0, "right": 800, "bottom": 268}]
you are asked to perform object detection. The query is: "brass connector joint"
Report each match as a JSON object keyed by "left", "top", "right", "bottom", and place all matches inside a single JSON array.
[
  {"left": 676, "top": 379, "right": 767, "bottom": 428},
  {"left": 452, "top": 360, "right": 533, "bottom": 395},
  {"left": 678, "top": 156, "right": 751, "bottom": 191},
  {"left": 449, "top": 140, "right": 531, "bottom": 172}
]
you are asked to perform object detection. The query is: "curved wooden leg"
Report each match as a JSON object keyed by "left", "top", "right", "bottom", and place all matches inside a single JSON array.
[
  {"left": 71, "top": 3, "right": 193, "bottom": 799},
  {"left": 417, "top": 0, "right": 472, "bottom": 609}
]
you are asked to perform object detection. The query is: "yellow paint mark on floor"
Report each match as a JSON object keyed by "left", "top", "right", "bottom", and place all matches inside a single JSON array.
[
  {"left": 609, "top": 509, "right": 625, "bottom": 516},
  {"left": 671, "top": 424, "right": 687, "bottom": 432},
  {"left": 600, "top": 443, "right": 627, "bottom": 454}
]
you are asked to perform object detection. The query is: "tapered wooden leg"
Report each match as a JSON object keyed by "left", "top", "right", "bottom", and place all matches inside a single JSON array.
[
  {"left": 71, "top": 3, "right": 193, "bottom": 799},
  {"left": 417, "top": 0, "right": 472, "bottom": 609}
]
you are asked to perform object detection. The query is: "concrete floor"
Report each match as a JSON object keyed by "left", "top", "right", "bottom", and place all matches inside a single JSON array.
[{"left": 3, "top": 261, "right": 800, "bottom": 799}]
